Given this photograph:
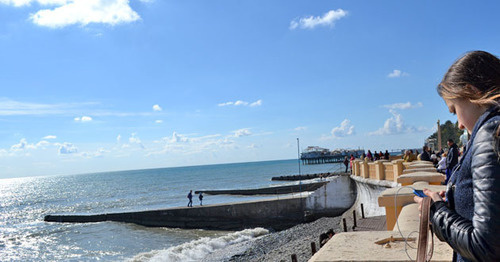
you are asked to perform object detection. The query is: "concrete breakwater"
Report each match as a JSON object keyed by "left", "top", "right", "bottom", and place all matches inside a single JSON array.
[
  {"left": 271, "top": 172, "right": 339, "bottom": 181},
  {"left": 195, "top": 181, "right": 328, "bottom": 195},
  {"left": 44, "top": 175, "right": 356, "bottom": 231}
]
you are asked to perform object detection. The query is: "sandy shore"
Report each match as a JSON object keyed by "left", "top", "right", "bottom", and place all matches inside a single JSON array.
[{"left": 205, "top": 216, "right": 342, "bottom": 262}]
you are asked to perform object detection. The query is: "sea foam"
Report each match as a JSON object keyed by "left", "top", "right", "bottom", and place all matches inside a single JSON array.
[{"left": 130, "top": 227, "right": 269, "bottom": 262}]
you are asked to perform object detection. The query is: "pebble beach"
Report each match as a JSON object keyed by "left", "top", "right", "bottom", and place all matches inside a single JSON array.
[{"left": 205, "top": 216, "right": 342, "bottom": 262}]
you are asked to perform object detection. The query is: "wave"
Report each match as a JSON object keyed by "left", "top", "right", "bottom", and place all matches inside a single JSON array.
[{"left": 129, "top": 227, "right": 269, "bottom": 262}]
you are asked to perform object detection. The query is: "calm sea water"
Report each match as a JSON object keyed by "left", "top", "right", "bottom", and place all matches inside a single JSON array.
[{"left": 0, "top": 159, "right": 343, "bottom": 261}]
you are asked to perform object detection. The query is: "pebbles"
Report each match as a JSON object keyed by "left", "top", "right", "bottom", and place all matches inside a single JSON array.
[{"left": 228, "top": 216, "right": 342, "bottom": 262}]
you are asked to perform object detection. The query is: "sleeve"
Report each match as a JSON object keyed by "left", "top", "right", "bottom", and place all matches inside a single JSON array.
[{"left": 429, "top": 121, "right": 500, "bottom": 262}]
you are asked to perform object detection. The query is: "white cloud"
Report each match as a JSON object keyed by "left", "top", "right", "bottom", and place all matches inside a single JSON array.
[
  {"left": 248, "top": 143, "right": 258, "bottom": 149},
  {"left": 249, "top": 100, "right": 262, "bottom": 107},
  {"left": 128, "top": 133, "right": 145, "bottom": 149},
  {"left": 387, "top": 69, "right": 410, "bottom": 78},
  {"left": 233, "top": 128, "right": 252, "bottom": 138},
  {"left": 57, "top": 142, "right": 78, "bottom": 154},
  {"left": 0, "top": 0, "right": 144, "bottom": 28},
  {"left": 149, "top": 130, "right": 252, "bottom": 156},
  {"left": 36, "top": 140, "right": 51, "bottom": 147},
  {"left": 116, "top": 134, "right": 121, "bottom": 143},
  {"left": 0, "top": 98, "right": 156, "bottom": 117},
  {"left": 294, "top": 126, "right": 307, "bottom": 131},
  {"left": 383, "top": 102, "right": 423, "bottom": 110},
  {"left": 0, "top": 98, "right": 92, "bottom": 116},
  {"left": 81, "top": 147, "right": 109, "bottom": 158},
  {"left": 331, "top": 119, "right": 355, "bottom": 138},
  {"left": 369, "top": 109, "right": 415, "bottom": 136},
  {"left": 152, "top": 104, "right": 162, "bottom": 112},
  {"left": 10, "top": 138, "right": 36, "bottom": 151},
  {"left": 168, "top": 131, "right": 190, "bottom": 143},
  {"left": 31, "top": 0, "right": 141, "bottom": 28},
  {"left": 74, "top": 116, "right": 92, "bottom": 122},
  {"left": 290, "top": 9, "right": 347, "bottom": 30},
  {"left": 0, "top": 0, "right": 68, "bottom": 6},
  {"left": 234, "top": 100, "right": 248, "bottom": 106},
  {"left": 155, "top": 120, "right": 163, "bottom": 124},
  {"left": 218, "top": 102, "right": 234, "bottom": 107},
  {"left": 218, "top": 99, "right": 262, "bottom": 107},
  {"left": 0, "top": 0, "right": 30, "bottom": 7},
  {"left": 43, "top": 135, "right": 57, "bottom": 139}
]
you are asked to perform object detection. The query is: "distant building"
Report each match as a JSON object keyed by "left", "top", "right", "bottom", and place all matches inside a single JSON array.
[{"left": 425, "top": 138, "right": 437, "bottom": 152}]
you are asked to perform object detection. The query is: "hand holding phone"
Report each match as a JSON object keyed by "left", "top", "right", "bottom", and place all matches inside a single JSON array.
[{"left": 413, "top": 189, "right": 427, "bottom": 198}]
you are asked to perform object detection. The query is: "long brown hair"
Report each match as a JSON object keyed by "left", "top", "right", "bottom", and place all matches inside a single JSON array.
[{"left": 437, "top": 50, "right": 500, "bottom": 107}]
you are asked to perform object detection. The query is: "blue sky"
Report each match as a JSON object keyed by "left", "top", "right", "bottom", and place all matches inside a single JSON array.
[{"left": 1, "top": 0, "right": 499, "bottom": 178}]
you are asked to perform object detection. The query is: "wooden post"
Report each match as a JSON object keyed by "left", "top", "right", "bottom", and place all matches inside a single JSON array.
[
  {"left": 352, "top": 210, "right": 357, "bottom": 230},
  {"left": 311, "top": 242, "right": 317, "bottom": 255},
  {"left": 361, "top": 203, "right": 365, "bottom": 219},
  {"left": 343, "top": 218, "right": 347, "bottom": 232},
  {"left": 291, "top": 254, "right": 298, "bottom": 262}
]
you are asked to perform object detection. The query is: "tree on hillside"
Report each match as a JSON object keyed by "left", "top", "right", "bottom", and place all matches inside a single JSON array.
[{"left": 427, "top": 120, "right": 463, "bottom": 150}]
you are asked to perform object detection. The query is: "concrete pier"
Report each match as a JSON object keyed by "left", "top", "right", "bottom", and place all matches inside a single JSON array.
[
  {"left": 196, "top": 181, "right": 328, "bottom": 195},
  {"left": 45, "top": 175, "right": 357, "bottom": 231},
  {"left": 46, "top": 197, "right": 311, "bottom": 231}
]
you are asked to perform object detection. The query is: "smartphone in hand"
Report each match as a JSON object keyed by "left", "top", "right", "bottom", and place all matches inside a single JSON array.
[{"left": 413, "top": 189, "right": 427, "bottom": 198}]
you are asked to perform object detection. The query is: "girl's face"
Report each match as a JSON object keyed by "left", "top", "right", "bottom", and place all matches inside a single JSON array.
[{"left": 444, "top": 98, "right": 487, "bottom": 134}]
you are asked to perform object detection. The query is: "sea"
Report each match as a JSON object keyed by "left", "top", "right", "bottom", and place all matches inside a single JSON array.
[{"left": 0, "top": 159, "right": 344, "bottom": 261}]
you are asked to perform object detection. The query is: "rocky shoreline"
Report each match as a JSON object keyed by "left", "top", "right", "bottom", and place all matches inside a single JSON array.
[{"left": 205, "top": 216, "right": 342, "bottom": 262}]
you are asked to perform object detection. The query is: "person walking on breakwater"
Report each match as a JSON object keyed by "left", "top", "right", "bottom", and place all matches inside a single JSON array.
[
  {"left": 414, "top": 50, "right": 500, "bottom": 262},
  {"left": 187, "top": 190, "right": 193, "bottom": 207},
  {"left": 343, "top": 156, "right": 349, "bottom": 173},
  {"left": 199, "top": 192, "right": 203, "bottom": 206}
]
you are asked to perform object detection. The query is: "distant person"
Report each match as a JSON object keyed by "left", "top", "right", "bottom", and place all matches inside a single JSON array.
[
  {"left": 199, "top": 192, "right": 203, "bottom": 206},
  {"left": 367, "top": 150, "right": 373, "bottom": 161},
  {"left": 349, "top": 154, "right": 355, "bottom": 173},
  {"left": 403, "top": 150, "right": 413, "bottom": 162},
  {"left": 409, "top": 150, "right": 417, "bottom": 161},
  {"left": 459, "top": 129, "right": 469, "bottom": 152},
  {"left": 384, "top": 150, "right": 390, "bottom": 160},
  {"left": 373, "top": 151, "right": 380, "bottom": 160},
  {"left": 379, "top": 151, "right": 383, "bottom": 159},
  {"left": 446, "top": 139, "right": 459, "bottom": 183},
  {"left": 187, "top": 190, "right": 193, "bottom": 207},
  {"left": 431, "top": 153, "right": 439, "bottom": 166},
  {"left": 420, "top": 146, "right": 431, "bottom": 161},
  {"left": 343, "top": 156, "right": 349, "bottom": 173},
  {"left": 437, "top": 153, "right": 447, "bottom": 173},
  {"left": 326, "top": 229, "right": 335, "bottom": 239},
  {"left": 319, "top": 233, "right": 329, "bottom": 247}
]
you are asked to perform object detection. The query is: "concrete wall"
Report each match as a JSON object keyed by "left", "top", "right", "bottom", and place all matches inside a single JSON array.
[
  {"left": 349, "top": 176, "right": 395, "bottom": 217},
  {"left": 305, "top": 175, "right": 357, "bottom": 217}
]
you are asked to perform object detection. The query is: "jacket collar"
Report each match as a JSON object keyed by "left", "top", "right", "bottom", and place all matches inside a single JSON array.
[{"left": 459, "top": 105, "right": 500, "bottom": 165}]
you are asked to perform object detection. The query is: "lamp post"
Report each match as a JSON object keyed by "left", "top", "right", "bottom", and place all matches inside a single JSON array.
[{"left": 437, "top": 120, "right": 442, "bottom": 151}]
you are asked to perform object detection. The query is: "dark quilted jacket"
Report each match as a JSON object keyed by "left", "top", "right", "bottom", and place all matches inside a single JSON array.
[{"left": 430, "top": 106, "right": 500, "bottom": 262}]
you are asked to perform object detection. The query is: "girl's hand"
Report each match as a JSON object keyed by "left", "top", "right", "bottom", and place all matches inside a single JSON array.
[{"left": 414, "top": 189, "right": 445, "bottom": 213}]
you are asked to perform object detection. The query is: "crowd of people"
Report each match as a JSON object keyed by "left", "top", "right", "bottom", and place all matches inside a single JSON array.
[{"left": 347, "top": 142, "right": 462, "bottom": 185}]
